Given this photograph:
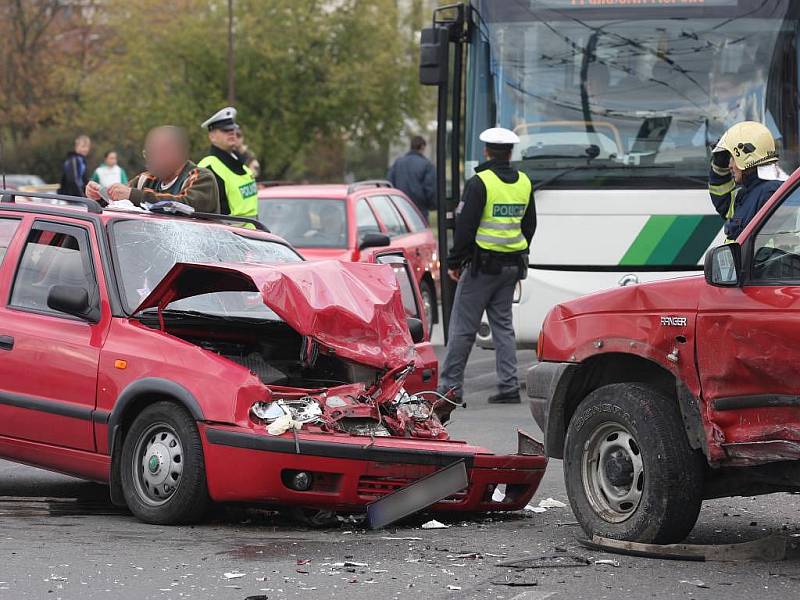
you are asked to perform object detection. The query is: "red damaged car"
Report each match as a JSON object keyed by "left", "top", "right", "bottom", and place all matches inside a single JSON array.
[
  {"left": 528, "top": 168, "right": 800, "bottom": 544},
  {"left": 0, "top": 190, "right": 546, "bottom": 524}
]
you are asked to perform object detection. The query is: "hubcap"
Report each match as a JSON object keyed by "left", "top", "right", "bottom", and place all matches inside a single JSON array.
[
  {"left": 581, "top": 422, "right": 644, "bottom": 523},
  {"left": 132, "top": 423, "right": 184, "bottom": 506}
]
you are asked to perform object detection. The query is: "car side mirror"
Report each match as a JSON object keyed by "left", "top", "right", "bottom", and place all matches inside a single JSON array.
[
  {"left": 704, "top": 243, "right": 742, "bottom": 287},
  {"left": 407, "top": 317, "right": 425, "bottom": 344},
  {"left": 47, "top": 285, "right": 100, "bottom": 322},
  {"left": 359, "top": 232, "right": 391, "bottom": 251}
]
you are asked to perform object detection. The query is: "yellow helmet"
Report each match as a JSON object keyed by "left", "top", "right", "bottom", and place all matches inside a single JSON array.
[{"left": 713, "top": 121, "right": 778, "bottom": 170}]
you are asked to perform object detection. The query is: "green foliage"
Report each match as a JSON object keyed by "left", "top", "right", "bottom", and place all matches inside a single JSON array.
[{"left": 0, "top": 0, "right": 426, "bottom": 183}]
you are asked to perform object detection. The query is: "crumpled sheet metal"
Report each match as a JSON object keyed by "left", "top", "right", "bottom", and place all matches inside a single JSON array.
[{"left": 134, "top": 260, "right": 417, "bottom": 369}]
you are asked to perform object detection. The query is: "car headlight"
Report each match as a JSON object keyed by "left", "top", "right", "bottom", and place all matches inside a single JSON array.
[{"left": 250, "top": 398, "right": 323, "bottom": 425}]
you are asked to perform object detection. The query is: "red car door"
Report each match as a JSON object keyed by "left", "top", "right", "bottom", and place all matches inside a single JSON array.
[
  {"left": 0, "top": 219, "right": 106, "bottom": 451},
  {"left": 360, "top": 247, "right": 438, "bottom": 393},
  {"left": 696, "top": 183, "right": 800, "bottom": 450}
]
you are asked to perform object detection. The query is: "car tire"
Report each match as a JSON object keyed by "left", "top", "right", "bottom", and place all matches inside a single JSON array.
[
  {"left": 563, "top": 383, "right": 704, "bottom": 544},
  {"left": 120, "top": 401, "right": 210, "bottom": 525},
  {"left": 419, "top": 279, "right": 436, "bottom": 333}
]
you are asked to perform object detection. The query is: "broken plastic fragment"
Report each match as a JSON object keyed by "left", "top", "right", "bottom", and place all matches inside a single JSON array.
[
  {"left": 594, "top": 559, "right": 620, "bottom": 567},
  {"left": 524, "top": 504, "right": 547, "bottom": 513},
  {"left": 421, "top": 519, "right": 450, "bottom": 529},
  {"left": 266, "top": 413, "right": 303, "bottom": 436},
  {"left": 223, "top": 572, "right": 246, "bottom": 579},
  {"left": 538, "top": 497, "right": 567, "bottom": 508},
  {"left": 491, "top": 485, "right": 506, "bottom": 503},
  {"left": 681, "top": 579, "right": 709, "bottom": 588},
  {"left": 447, "top": 585, "right": 461, "bottom": 590}
]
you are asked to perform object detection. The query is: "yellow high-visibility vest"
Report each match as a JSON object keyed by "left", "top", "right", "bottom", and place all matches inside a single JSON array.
[
  {"left": 198, "top": 155, "right": 258, "bottom": 218},
  {"left": 475, "top": 169, "right": 531, "bottom": 252}
]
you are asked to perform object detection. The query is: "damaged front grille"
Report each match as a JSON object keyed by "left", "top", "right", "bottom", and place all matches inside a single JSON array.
[{"left": 357, "top": 475, "right": 468, "bottom": 502}]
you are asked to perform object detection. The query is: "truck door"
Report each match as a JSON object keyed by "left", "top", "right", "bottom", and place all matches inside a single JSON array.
[{"left": 697, "top": 184, "right": 800, "bottom": 452}]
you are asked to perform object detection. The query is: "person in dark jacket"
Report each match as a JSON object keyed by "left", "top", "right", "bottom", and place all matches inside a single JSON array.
[
  {"left": 710, "top": 121, "right": 788, "bottom": 242},
  {"left": 388, "top": 136, "right": 436, "bottom": 220},
  {"left": 57, "top": 135, "right": 92, "bottom": 197},
  {"left": 435, "top": 128, "right": 536, "bottom": 419}
]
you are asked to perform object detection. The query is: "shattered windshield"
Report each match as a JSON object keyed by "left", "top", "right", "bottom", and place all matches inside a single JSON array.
[
  {"left": 111, "top": 218, "right": 302, "bottom": 316},
  {"left": 468, "top": 0, "right": 800, "bottom": 188}
]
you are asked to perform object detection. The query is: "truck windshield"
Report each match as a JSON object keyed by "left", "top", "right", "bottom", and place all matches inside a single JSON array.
[
  {"left": 467, "top": 0, "right": 800, "bottom": 188},
  {"left": 111, "top": 219, "right": 302, "bottom": 315}
]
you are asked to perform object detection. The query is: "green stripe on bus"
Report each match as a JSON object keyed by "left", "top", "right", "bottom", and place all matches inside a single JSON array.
[
  {"left": 619, "top": 215, "right": 676, "bottom": 265},
  {"left": 647, "top": 215, "right": 703, "bottom": 264},
  {"left": 672, "top": 215, "right": 723, "bottom": 265}
]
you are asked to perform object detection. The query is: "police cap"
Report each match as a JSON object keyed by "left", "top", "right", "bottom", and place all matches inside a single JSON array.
[{"left": 202, "top": 106, "right": 238, "bottom": 132}]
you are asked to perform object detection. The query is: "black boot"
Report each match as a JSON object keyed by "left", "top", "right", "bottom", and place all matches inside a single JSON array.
[{"left": 488, "top": 390, "right": 521, "bottom": 404}]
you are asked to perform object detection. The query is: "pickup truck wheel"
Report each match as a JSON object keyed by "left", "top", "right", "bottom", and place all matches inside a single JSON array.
[
  {"left": 120, "top": 402, "right": 210, "bottom": 525},
  {"left": 564, "top": 383, "right": 704, "bottom": 544}
]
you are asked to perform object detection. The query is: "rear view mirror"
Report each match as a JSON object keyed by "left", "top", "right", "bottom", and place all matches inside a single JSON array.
[
  {"left": 704, "top": 243, "right": 742, "bottom": 287},
  {"left": 47, "top": 285, "right": 99, "bottom": 322},
  {"left": 359, "top": 232, "right": 391, "bottom": 251},
  {"left": 407, "top": 317, "right": 425, "bottom": 344}
]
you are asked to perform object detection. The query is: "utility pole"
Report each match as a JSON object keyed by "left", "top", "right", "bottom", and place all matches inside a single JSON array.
[{"left": 227, "top": 0, "right": 235, "bottom": 104}]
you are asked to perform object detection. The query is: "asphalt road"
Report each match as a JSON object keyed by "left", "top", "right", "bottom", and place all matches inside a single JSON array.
[{"left": 0, "top": 339, "right": 799, "bottom": 599}]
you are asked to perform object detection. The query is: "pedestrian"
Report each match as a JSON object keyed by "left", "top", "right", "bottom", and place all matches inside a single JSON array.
[
  {"left": 436, "top": 127, "right": 536, "bottom": 420},
  {"left": 198, "top": 107, "right": 258, "bottom": 218},
  {"left": 388, "top": 136, "right": 436, "bottom": 221},
  {"left": 85, "top": 126, "right": 219, "bottom": 212},
  {"left": 710, "top": 121, "right": 788, "bottom": 242},
  {"left": 91, "top": 150, "right": 128, "bottom": 187},
  {"left": 57, "top": 134, "right": 91, "bottom": 197}
]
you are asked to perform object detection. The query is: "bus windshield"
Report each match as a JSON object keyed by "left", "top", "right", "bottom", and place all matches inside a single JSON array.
[{"left": 467, "top": 0, "right": 800, "bottom": 189}]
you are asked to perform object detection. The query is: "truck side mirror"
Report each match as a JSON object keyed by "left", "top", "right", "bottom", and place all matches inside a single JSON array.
[{"left": 704, "top": 243, "right": 742, "bottom": 287}]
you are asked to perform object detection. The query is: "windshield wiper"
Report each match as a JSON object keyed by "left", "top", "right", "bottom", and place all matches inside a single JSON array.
[{"left": 532, "top": 164, "right": 704, "bottom": 192}]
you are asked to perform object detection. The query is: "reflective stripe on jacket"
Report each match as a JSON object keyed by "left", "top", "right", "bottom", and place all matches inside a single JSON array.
[
  {"left": 198, "top": 155, "right": 258, "bottom": 218},
  {"left": 475, "top": 169, "right": 532, "bottom": 252}
]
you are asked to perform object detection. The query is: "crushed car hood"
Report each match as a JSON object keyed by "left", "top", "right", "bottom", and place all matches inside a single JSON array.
[{"left": 134, "top": 260, "right": 418, "bottom": 369}]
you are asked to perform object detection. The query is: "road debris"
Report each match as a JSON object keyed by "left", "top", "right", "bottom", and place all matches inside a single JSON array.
[
  {"left": 579, "top": 534, "right": 788, "bottom": 562},
  {"left": 447, "top": 585, "right": 462, "bottom": 590},
  {"left": 422, "top": 519, "right": 450, "bottom": 529},
  {"left": 223, "top": 572, "right": 246, "bottom": 579},
  {"left": 381, "top": 536, "right": 423, "bottom": 541},
  {"left": 538, "top": 498, "right": 567, "bottom": 509},
  {"left": 497, "top": 553, "right": 591, "bottom": 569},
  {"left": 594, "top": 559, "right": 620, "bottom": 567},
  {"left": 681, "top": 579, "right": 710, "bottom": 588},
  {"left": 524, "top": 504, "right": 547, "bottom": 513}
]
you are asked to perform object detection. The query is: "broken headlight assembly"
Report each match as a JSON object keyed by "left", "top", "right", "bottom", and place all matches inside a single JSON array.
[{"left": 250, "top": 398, "right": 323, "bottom": 425}]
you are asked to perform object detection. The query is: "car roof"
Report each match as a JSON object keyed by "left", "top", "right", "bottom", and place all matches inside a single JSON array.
[
  {"left": 258, "top": 180, "right": 404, "bottom": 201},
  {"left": 0, "top": 191, "right": 287, "bottom": 243}
]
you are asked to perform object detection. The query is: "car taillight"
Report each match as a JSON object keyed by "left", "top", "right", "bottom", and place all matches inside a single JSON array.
[{"left": 536, "top": 329, "right": 545, "bottom": 361}]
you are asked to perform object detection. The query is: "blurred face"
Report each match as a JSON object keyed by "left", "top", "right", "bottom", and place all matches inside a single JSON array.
[
  {"left": 209, "top": 127, "right": 238, "bottom": 153},
  {"left": 75, "top": 137, "right": 91, "bottom": 156},
  {"left": 143, "top": 131, "right": 185, "bottom": 180},
  {"left": 105, "top": 152, "right": 118, "bottom": 167}
]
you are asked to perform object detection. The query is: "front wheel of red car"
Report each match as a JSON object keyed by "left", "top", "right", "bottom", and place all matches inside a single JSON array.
[
  {"left": 563, "top": 383, "right": 704, "bottom": 544},
  {"left": 120, "top": 402, "right": 210, "bottom": 525}
]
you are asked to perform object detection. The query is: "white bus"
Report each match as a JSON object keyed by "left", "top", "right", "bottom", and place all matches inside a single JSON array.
[{"left": 427, "top": 0, "right": 800, "bottom": 347}]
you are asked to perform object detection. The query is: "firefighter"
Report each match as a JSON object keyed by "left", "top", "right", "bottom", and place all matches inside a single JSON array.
[
  {"left": 436, "top": 127, "right": 536, "bottom": 418},
  {"left": 198, "top": 107, "right": 258, "bottom": 219},
  {"left": 710, "top": 121, "right": 788, "bottom": 242}
]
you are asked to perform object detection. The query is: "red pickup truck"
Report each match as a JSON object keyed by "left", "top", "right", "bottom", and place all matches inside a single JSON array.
[{"left": 529, "top": 168, "right": 800, "bottom": 544}]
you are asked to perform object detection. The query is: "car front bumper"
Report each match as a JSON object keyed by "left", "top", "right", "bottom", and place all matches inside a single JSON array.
[{"left": 200, "top": 424, "right": 547, "bottom": 513}]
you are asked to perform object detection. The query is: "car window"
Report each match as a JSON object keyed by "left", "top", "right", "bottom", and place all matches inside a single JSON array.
[
  {"left": 259, "top": 198, "right": 348, "bottom": 249},
  {"left": 391, "top": 195, "right": 427, "bottom": 232},
  {"left": 10, "top": 224, "right": 97, "bottom": 316},
  {"left": 0, "top": 219, "right": 21, "bottom": 264},
  {"left": 751, "top": 186, "right": 800, "bottom": 282},
  {"left": 370, "top": 195, "right": 409, "bottom": 236},
  {"left": 356, "top": 199, "right": 381, "bottom": 238},
  {"left": 376, "top": 254, "right": 420, "bottom": 319}
]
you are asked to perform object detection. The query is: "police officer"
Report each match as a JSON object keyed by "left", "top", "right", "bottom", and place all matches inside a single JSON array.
[
  {"left": 436, "top": 128, "right": 536, "bottom": 417},
  {"left": 710, "top": 121, "right": 788, "bottom": 242},
  {"left": 198, "top": 107, "right": 258, "bottom": 219}
]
